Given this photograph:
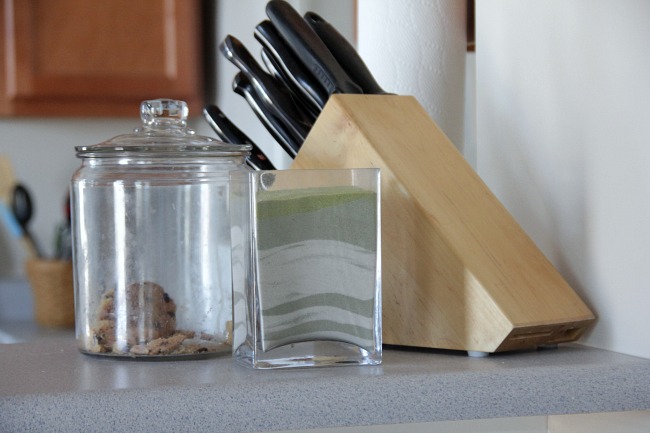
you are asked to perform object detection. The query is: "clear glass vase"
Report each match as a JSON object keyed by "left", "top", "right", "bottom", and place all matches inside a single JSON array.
[{"left": 230, "top": 168, "right": 382, "bottom": 368}]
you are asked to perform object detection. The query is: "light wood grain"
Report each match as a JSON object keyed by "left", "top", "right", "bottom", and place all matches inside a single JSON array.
[
  {"left": 0, "top": 155, "right": 15, "bottom": 204},
  {"left": 292, "top": 95, "right": 595, "bottom": 352}
]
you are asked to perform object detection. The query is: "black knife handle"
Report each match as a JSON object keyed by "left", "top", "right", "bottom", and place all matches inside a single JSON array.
[
  {"left": 304, "top": 11, "right": 389, "bottom": 95},
  {"left": 202, "top": 104, "right": 249, "bottom": 144},
  {"left": 220, "top": 35, "right": 312, "bottom": 141},
  {"left": 260, "top": 49, "right": 320, "bottom": 123},
  {"left": 202, "top": 104, "right": 275, "bottom": 170},
  {"left": 233, "top": 72, "right": 300, "bottom": 158},
  {"left": 255, "top": 20, "right": 329, "bottom": 111},
  {"left": 265, "top": 0, "right": 363, "bottom": 95}
]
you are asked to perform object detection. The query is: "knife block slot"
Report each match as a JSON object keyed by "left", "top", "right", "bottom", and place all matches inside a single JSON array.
[
  {"left": 291, "top": 94, "right": 595, "bottom": 353},
  {"left": 510, "top": 331, "right": 554, "bottom": 341}
]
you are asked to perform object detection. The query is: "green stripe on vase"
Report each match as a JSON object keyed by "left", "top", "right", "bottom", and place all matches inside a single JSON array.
[{"left": 262, "top": 293, "right": 374, "bottom": 318}]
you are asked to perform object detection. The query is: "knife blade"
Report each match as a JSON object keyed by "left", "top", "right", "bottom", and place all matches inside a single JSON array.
[
  {"left": 202, "top": 104, "right": 276, "bottom": 170},
  {"left": 265, "top": 0, "right": 363, "bottom": 95},
  {"left": 220, "top": 35, "right": 312, "bottom": 143},
  {"left": 254, "top": 20, "right": 329, "bottom": 111},
  {"left": 304, "top": 11, "right": 389, "bottom": 95},
  {"left": 232, "top": 72, "right": 300, "bottom": 158}
]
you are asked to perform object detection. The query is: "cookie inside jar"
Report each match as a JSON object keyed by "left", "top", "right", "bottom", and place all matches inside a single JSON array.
[{"left": 87, "top": 281, "right": 231, "bottom": 358}]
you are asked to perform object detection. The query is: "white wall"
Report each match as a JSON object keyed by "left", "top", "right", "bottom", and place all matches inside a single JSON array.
[{"left": 476, "top": 0, "right": 650, "bottom": 358}]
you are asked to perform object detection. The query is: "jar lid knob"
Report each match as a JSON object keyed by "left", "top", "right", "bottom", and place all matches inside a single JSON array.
[{"left": 140, "top": 99, "right": 189, "bottom": 127}]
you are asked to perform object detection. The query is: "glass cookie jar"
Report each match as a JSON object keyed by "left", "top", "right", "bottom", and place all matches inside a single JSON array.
[{"left": 71, "top": 99, "right": 251, "bottom": 359}]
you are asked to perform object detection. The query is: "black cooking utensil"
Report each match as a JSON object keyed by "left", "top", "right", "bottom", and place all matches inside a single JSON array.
[
  {"left": 233, "top": 72, "right": 301, "bottom": 158},
  {"left": 220, "top": 35, "right": 312, "bottom": 143},
  {"left": 304, "top": 11, "right": 389, "bottom": 95},
  {"left": 11, "top": 183, "right": 42, "bottom": 258},
  {"left": 254, "top": 20, "right": 329, "bottom": 111},
  {"left": 202, "top": 104, "right": 276, "bottom": 170},
  {"left": 265, "top": 0, "right": 363, "bottom": 95},
  {"left": 53, "top": 192, "right": 72, "bottom": 260}
]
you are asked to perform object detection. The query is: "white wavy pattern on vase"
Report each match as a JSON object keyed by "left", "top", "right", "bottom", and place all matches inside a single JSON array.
[
  {"left": 257, "top": 239, "right": 377, "bottom": 352},
  {"left": 357, "top": 0, "right": 467, "bottom": 148}
]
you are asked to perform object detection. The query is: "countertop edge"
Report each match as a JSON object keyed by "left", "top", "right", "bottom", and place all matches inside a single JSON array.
[{"left": 1, "top": 343, "right": 650, "bottom": 432}]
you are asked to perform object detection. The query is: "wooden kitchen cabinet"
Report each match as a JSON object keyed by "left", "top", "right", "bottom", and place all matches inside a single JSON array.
[{"left": 0, "top": 0, "right": 203, "bottom": 116}]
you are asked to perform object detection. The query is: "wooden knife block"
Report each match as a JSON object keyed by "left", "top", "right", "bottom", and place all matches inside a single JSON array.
[{"left": 291, "top": 95, "right": 595, "bottom": 354}]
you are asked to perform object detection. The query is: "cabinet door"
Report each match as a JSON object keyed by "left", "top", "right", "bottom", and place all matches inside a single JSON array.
[{"left": 1, "top": 0, "right": 202, "bottom": 116}]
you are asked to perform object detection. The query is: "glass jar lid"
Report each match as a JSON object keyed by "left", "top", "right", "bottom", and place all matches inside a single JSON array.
[{"left": 75, "top": 99, "right": 252, "bottom": 158}]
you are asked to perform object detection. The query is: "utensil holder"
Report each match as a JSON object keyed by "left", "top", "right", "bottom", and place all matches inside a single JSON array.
[
  {"left": 25, "top": 258, "right": 75, "bottom": 328},
  {"left": 292, "top": 94, "right": 595, "bottom": 354}
]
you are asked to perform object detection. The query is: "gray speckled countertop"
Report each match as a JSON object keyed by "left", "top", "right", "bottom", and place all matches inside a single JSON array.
[{"left": 1, "top": 328, "right": 649, "bottom": 433}]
